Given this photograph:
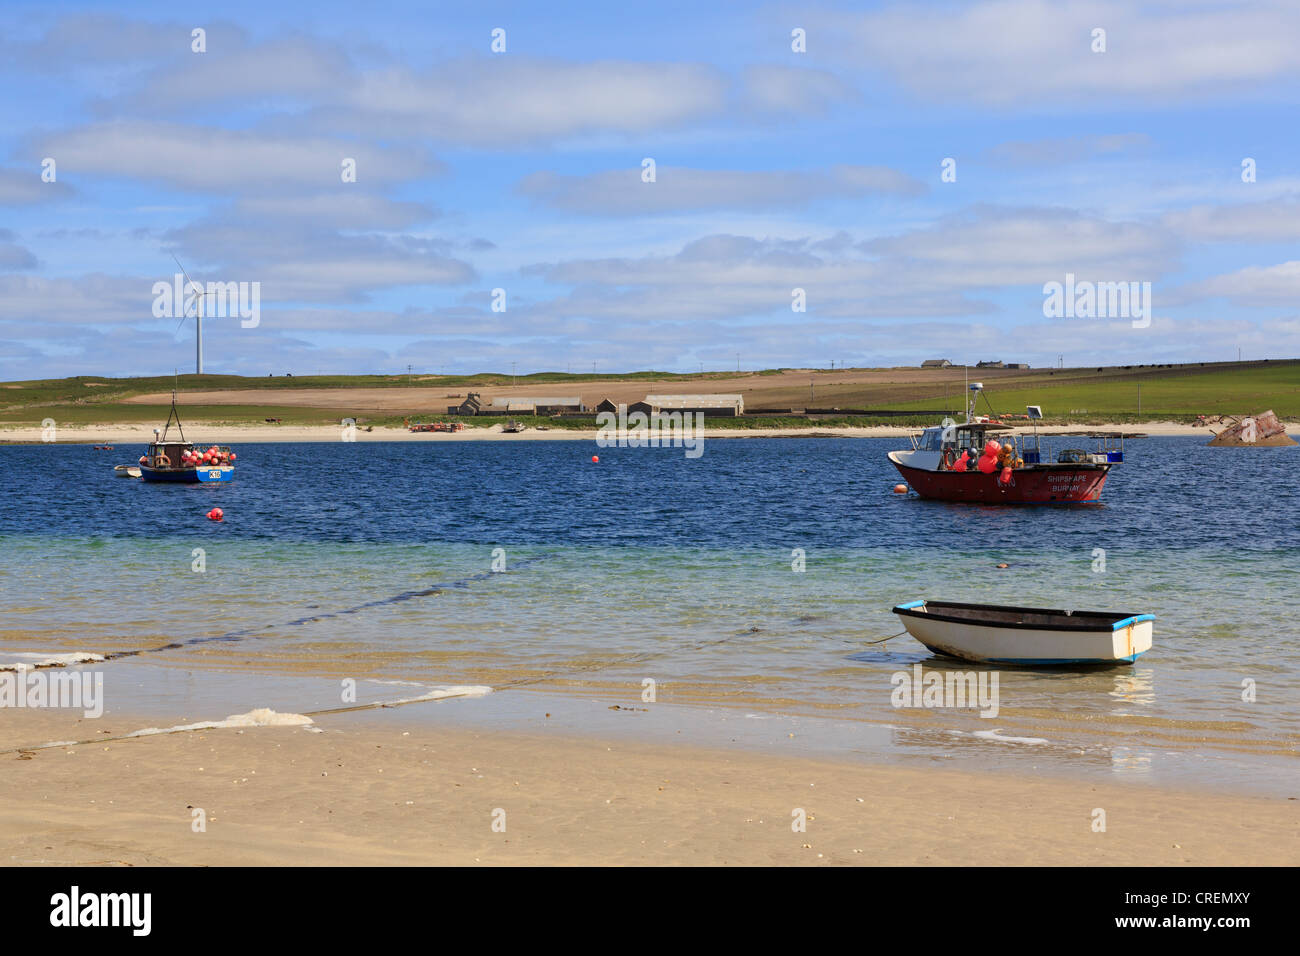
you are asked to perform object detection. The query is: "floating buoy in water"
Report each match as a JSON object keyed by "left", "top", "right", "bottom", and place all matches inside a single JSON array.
[
  {"left": 996, "top": 562, "right": 1009, "bottom": 569},
  {"left": 591, "top": 455, "right": 599, "bottom": 463},
  {"left": 893, "top": 483, "right": 908, "bottom": 494},
  {"left": 207, "top": 507, "right": 224, "bottom": 522}
]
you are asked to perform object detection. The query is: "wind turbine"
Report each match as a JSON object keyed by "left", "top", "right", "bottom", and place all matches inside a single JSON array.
[{"left": 172, "top": 255, "right": 214, "bottom": 375}]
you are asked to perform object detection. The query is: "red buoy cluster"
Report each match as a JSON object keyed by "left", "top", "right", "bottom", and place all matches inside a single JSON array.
[
  {"left": 976, "top": 440, "right": 1001, "bottom": 474},
  {"left": 206, "top": 507, "right": 224, "bottom": 522},
  {"left": 182, "top": 446, "right": 235, "bottom": 467}
]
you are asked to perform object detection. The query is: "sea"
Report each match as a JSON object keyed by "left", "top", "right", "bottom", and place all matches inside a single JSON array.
[{"left": 1, "top": 436, "right": 1296, "bottom": 794}]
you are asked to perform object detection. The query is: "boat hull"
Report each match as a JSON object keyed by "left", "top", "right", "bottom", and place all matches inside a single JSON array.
[
  {"left": 892, "top": 600, "right": 1152, "bottom": 666},
  {"left": 139, "top": 465, "right": 234, "bottom": 484},
  {"left": 889, "top": 455, "right": 1109, "bottom": 504}
]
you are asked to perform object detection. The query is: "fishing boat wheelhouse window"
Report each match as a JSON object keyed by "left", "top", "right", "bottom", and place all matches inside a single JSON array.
[
  {"left": 920, "top": 428, "right": 944, "bottom": 451},
  {"left": 952, "top": 427, "right": 994, "bottom": 453}
]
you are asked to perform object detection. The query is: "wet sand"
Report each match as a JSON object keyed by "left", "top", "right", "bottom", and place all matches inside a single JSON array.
[{"left": 1, "top": 706, "right": 1295, "bottom": 866}]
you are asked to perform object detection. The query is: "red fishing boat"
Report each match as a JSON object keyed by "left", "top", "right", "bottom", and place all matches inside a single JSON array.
[{"left": 888, "top": 384, "right": 1127, "bottom": 504}]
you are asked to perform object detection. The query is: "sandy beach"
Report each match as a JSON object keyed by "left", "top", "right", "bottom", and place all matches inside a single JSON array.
[
  {"left": 3, "top": 706, "right": 1294, "bottom": 866},
  {"left": 0, "top": 420, "right": 1246, "bottom": 444}
]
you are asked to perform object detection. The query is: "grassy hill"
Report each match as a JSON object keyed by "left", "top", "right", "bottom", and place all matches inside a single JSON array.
[
  {"left": 882, "top": 363, "right": 1300, "bottom": 422},
  {"left": 1, "top": 360, "right": 1297, "bottom": 428}
]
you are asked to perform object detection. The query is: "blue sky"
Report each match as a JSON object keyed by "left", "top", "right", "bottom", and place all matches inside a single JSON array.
[{"left": 2, "top": 0, "right": 1299, "bottom": 378}]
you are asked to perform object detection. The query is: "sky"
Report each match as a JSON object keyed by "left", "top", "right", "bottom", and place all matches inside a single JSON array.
[{"left": 2, "top": 0, "right": 1299, "bottom": 378}]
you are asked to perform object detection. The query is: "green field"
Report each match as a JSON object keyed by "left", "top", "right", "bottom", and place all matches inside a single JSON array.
[
  {"left": 883, "top": 364, "right": 1300, "bottom": 422},
  {"left": 1, "top": 360, "right": 1297, "bottom": 429}
]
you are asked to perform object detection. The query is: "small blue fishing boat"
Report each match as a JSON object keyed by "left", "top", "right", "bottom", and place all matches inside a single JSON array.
[
  {"left": 891, "top": 599, "right": 1153, "bottom": 666},
  {"left": 137, "top": 390, "right": 236, "bottom": 484}
]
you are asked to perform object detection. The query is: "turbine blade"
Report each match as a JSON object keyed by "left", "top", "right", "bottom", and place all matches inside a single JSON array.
[{"left": 171, "top": 254, "right": 202, "bottom": 295}]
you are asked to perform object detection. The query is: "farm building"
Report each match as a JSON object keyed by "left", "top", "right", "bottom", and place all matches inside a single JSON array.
[
  {"left": 490, "top": 396, "right": 585, "bottom": 415},
  {"left": 976, "top": 360, "right": 1004, "bottom": 369},
  {"left": 448, "top": 392, "right": 484, "bottom": 415},
  {"left": 920, "top": 359, "right": 952, "bottom": 368},
  {"left": 641, "top": 394, "right": 745, "bottom": 417}
]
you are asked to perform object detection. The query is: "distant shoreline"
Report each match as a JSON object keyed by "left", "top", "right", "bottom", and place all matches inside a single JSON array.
[{"left": 0, "top": 420, "right": 1269, "bottom": 444}]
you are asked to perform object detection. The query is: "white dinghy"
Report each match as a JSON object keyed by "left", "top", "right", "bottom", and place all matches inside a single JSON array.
[{"left": 892, "top": 599, "right": 1153, "bottom": 666}]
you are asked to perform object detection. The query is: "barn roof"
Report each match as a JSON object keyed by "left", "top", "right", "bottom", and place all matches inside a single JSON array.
[{"left": 643, "top": 394, "right": 744, "bottom": 407}]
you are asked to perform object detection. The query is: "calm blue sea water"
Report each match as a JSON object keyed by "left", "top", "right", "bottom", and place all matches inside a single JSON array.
[{"left": 2, "top": 437, "right": 1297, "bottom": 790}]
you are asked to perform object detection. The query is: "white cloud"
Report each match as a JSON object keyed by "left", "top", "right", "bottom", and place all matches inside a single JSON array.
[
  {"left": 230, "top": 193, "right": 439, "bottom": 230},
  {"left": 115, "top": 35, "right": 352, "bottom": 112},
  {"left": 0, "top": 230, "right": 37, "bottom": 270},
  {"left": 0, "top": 273, "right": 157, "bottom": 325},
  {"left": 1163, "top": 200, "right": 1300, "bottom": 242},
  {"left": 863, "top": 206, "right": 1178, "bottom": 285},
  {"left": 305, "top": 57, "right": 730, "bottom": 147},
  {"left": 738, "top": 64, "right": 857, "bottom": 113},
  {"left": 4, "top": 14, "right": 201, "bottom": 69},
  {"left": 33, "top": 121, "right": 439, "bottom": 192},
  {"left": 980, "top": 133, "right": 1150, "bottom": 166},
  {"left": 819, "top": 0, "right": 1300, "bottom": 105},
  {"left": 518, "top": 164, "right": 923, "bottom": 215},
  {"left": 1178, "top": 260, "right": 1300, "bottom": 306},
  {"left": 0, "top": 167, "right": 74, "bottom": 205}
]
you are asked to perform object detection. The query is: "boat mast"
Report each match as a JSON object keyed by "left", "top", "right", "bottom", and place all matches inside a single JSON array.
[
  {"left": 161, "top": 371, "right": 186, "bottom": 442},
  {"left": 967, "top": 381, "right": 982, "bottom": 423}
]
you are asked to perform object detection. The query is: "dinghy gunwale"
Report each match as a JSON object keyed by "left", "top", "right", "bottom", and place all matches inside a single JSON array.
[{"left": 892, "top": 599, "right": 1154, "bottom": 633}]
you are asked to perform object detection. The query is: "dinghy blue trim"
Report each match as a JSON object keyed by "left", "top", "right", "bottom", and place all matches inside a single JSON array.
[{"left": 1110, "top": 614, "right": 1155, "bottom": 630}]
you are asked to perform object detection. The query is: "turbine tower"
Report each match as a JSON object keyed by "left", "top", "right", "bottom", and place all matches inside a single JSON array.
[{"left": 172, "top": 255, "right": 213, "bottom": 375}]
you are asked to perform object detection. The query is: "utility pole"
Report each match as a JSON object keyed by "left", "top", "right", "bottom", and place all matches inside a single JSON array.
[
  {"left": 736, "top": 353, "right": 740, "bottom": 373},
  {"left": 407, "top": 364, "right": 412, "bottom": 383}
]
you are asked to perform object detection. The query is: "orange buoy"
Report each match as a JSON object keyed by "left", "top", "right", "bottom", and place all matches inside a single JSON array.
[
  {"left": 893, "top": 483, "right": 908, "bottom": 494},
  {"left": 591, "top": 455, "right": 599, "bottom": 463},
  {"left": 207, "top": 507, "right": 224, "bottom": 522}
]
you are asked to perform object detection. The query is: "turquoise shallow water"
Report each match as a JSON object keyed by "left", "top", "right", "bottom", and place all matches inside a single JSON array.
[{"left": 1, "top": 437, "right": 1297, "bottom": 792}]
